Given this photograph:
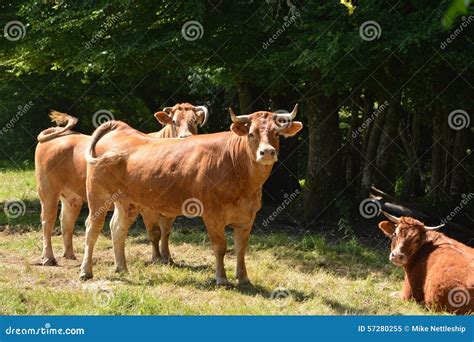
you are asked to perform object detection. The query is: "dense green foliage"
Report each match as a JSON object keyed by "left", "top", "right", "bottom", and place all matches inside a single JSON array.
[{"left": 0, "top": 1, "right": 472, "bottom": 233}]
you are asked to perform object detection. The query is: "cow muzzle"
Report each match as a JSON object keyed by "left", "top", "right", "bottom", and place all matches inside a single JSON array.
[
  {"left": 389, "top": 250, "right": 406, "bottom": 266},
  {"left": 256, "top": 145, "right": 277, "bottom": 164}
]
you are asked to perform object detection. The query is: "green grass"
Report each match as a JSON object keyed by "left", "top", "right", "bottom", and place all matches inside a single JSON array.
[{"left": 0, "top": 168, "right": 432, "bottom": 315}]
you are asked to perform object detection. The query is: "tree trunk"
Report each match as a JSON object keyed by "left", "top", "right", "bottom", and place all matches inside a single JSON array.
[
  {"left": 449, "top": 128, "right": 468, "bottom": 196},
  {"left": 374, "top": 97, "right": 397, "bottom": 194},
  {"left": 360, "top": 98, "right": 384, "bottom": 198},
  {"left": 263, "top": 94, "right": 302, "bottom": 204},
  {"left": 430, "top": 107, "right": 444, "bottom": 202},
  {"left": 303, "top": 93, "right": 343, "bottom": 221}
]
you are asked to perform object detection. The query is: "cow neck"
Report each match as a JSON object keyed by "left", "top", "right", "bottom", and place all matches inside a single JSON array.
[
  {"left": 226, "top": 134, "right": 274, "bottom": 190},
  {"left": 426, "top": 231, "right": 474, "bottom": 260},
  {"left": 155, "top": 124, "right": 173, "bottom": 138},
  {"left": 404, "top": 231, "right": 473, "bottom": 270}
]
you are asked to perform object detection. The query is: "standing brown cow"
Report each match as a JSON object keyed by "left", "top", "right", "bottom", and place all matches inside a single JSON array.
[
  {"left": 80, "top": 105, "right": 303, "bottom": 285},
  {"left": 35, "top": 103, "right": 208, "bottom": 266},
  {"left": 378, "top": 211, "right": 474, "bottom": 314}
]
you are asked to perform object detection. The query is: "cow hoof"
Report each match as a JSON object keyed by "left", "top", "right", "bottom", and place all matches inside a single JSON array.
[
  {"left": 216, "top": 277, "right": 231, "bottom": 287},
  {"left": 79, "top": 271, "right": 93, "bottom": 281},
  {"left": 114, "top": 266, "right": 128, "bottom": 274},
  {"left": 238, "top": 278, "right": 252, "bottom": 286},
  {"left": 62, "top": 251, "right": 76, "bottom": 260},
  {"left": 42, "top": 258, "right": 57, "bottom": 266},
  {"left": 161, "top": 258, "right": 174, "bottom": 265}
]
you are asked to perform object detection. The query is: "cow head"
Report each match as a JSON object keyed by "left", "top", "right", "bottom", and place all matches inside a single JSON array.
[
  {"left": 155, "top": 103, "right": 208, "bottom": 138},
  {"left": 229, "top": 104, "right": 303, "bottom": 165},
  {"left": 378, "top": 211, "right": 445, "bottom": 266}
]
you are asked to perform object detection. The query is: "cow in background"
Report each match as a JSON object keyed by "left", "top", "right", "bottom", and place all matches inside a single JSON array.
[
  {"left": 35, "top": 104, "right": 208, "bottom": 266},
  {"left": 378, "top": 211, "right": 474, "bottom": 314}
]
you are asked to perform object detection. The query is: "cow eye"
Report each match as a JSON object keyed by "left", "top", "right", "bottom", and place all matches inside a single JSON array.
[
  {"left": 248, "top": 132, "right": 254, "bottom": 138},
  {"left": 172, "top": 120, "right": 177, "bottom": 125}
]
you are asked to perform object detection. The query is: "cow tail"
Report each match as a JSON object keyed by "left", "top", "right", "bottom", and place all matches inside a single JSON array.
[
  {"left": 37, "top": 110, "right": 79, "bottom": 142},
  {"left": 86, "top": 121, "right": 126, "bottom": 166}
]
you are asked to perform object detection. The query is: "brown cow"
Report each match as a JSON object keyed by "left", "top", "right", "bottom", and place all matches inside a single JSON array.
[
  {"left": 80, "top": 105, "right": 303, "bottom": 285},
  {"left": 35, "top": 103, "right": 208, "bottom": 266},
  {"left": 378, "top": 211, "right": 474, "bottom": 314}
]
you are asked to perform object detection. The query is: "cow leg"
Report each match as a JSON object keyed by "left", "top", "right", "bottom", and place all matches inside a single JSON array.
[
  {"left": 159, "top": 216, "right": 175, "bottom": 264},
  {"left": 141, "top": 209, "right": 161, "bottom": 263},
  {"left": 203, "top": 219, "right": 229, "bottom": 286},
  {"left": 109, "top": 202, "right": 138, "bottom": 273},
  {"left": 59, "top": 195, "right": 82, "bottom": 260},
  {"left": 233, "top": 226, "right": 252, "bottom": 285},
  {"left": 79, "top": 195, "right": 108, "bottom": 280},
  {"left": 39, "top": 192, "right": 59, "bottom": 266}
]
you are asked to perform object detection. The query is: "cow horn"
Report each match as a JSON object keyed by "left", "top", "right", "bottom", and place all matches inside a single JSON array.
[
  {"left": 195, "top": 106, "right": 209, "bottom": 127},
  {"left": 290, "top": 103, "right": 298, "bottom": 119},
  {"left": 381, "top": 211, "right": 401, "bottom": 224},
  {"left": 162, "top": 107, "right": 173, "bottom": 113},
  {"left": 229, "top": 108, "right": 251, "bottom": 123},
  {"left": 424, "top": 223, "right": 445, "bottom": 230}
]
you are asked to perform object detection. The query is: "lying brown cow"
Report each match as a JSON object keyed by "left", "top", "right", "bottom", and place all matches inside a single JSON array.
[
  {"left": 80, "top": 105, "right": 302, "bottom": 285},
  {"left": 35, "top": 103, "right": 208, "bottom": 266},
  {"left": 378, "top": 211, "right": 474, "bottom": 314}
]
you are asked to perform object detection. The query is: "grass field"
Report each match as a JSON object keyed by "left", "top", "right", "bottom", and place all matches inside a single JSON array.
[{"left": 0, "top": 168, "right": 431, "bottom": 315}]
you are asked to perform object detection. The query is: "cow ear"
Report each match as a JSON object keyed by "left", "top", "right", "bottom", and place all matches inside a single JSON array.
[
  {"left": 154, "top": 111, "right": 172, "bottom": 125},
  {"left": 280, "top": 121, "right": 303, "bottom": 137},
  {"left": 378, "top": 221, "right": 395, "bottom": 238},
  {"left": 231, "top": 123, "right": 249, "bottom": 136}
]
